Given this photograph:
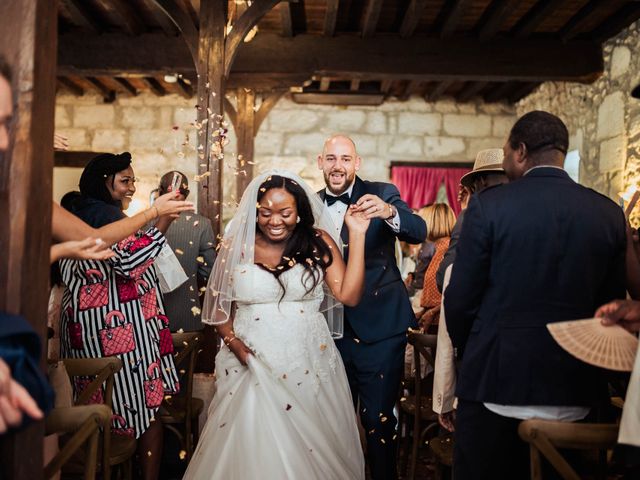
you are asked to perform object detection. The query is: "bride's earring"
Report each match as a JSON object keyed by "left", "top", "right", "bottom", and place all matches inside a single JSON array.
[{"left": 296, "top": 216, "right": 301, "bottom": 224}]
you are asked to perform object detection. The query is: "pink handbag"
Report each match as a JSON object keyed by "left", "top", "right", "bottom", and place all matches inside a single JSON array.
[
  {"left": 157, "top": 315, "right": 174, "bottom": 356},
  {"left": 78, "top": 269, "right": 109, "bottom": 311},
  {"left": 74, "top": 377, "right": 104, "bottom": 405},
  {"left": 116, "top": 275, "right": 138, "bottom": 303},
  {"left": 99, "top": 311, "right": 135, "bottom": 356},
  {"left": 117, "top": 233, "right": 153, "bottom": 254},
  {"left": 112, "top": 414, "right": 135, "bottom": 437},
  {"left": 66, "top": 307, "right": 84, "bottom": 350},
  {"left": 144, "top": 361, "right": 164, "bottom": 409},
  {"left": 137, "top": 279, "right": 158, "bottom": 321}
]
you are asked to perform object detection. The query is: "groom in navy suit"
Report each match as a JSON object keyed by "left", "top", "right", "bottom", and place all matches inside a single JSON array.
[{"left": 317, "top": 135, "right": 427, "bottom": 480}]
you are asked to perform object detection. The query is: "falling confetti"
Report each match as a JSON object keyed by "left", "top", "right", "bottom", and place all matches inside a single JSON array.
[{"left": 191, "top": 306, "right": 201, "bottom": 316}]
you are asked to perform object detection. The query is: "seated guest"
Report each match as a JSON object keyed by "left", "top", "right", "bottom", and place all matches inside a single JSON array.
[
  {"left": 445, "top": 111, "right": 626, "bottom": 479},
  {"left": 156, "top": 171, "right": 216, "bottom": 332},
  {"left": 418, "top": 203, "right": 455, "bottom": 331},
  {"left": 59, "top": 153, "right": 180, "bottom": 480}
]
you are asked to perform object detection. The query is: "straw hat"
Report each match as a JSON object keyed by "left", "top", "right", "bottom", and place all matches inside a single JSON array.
[
  {"left": 547, "top": 318, "right": 639, "bottom": 372},
  {"left": 460, "top": 148, "right": 505, "bottom": 188}
]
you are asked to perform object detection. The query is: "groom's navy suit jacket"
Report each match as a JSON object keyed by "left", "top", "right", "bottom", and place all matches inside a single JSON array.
[
  {"left": 445, "top": 167, "right": 626, "bottom": 407},
  {"left": 319, "top": 176, "right": 426, "bottom": 343}
]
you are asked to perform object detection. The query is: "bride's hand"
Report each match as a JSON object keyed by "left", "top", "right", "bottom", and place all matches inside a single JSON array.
[
  {"left": 227, "top": 338, "right": 253, "bottom": 366},
  {"left": 344, "top": 205, "right": 370, "bottom": 235}
]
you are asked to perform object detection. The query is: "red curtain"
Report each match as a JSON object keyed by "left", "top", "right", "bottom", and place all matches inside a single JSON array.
[{"left": 391, "top": 166, "right": 471, "bottom": 215}]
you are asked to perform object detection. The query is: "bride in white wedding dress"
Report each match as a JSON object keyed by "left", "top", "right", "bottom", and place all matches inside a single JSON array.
[{"left": 183, "top": 171, "right": 368, "bottom": 480}]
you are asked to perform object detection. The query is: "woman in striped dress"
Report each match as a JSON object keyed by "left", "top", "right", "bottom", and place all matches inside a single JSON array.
[{"left": 58, "top": 152, "right": 180, "bottom": 480}]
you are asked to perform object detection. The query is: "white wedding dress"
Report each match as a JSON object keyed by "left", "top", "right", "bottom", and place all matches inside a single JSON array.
[{"left": 183, "top": 264, "right": 365, "bottom": 479}]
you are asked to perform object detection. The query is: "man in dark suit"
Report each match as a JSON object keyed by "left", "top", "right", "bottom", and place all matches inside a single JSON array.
[
  {"left": 444, "top": 111, "right": 626, "bottom": 479},
  {"left": 317, "top": 135, "right": 427, "bottom": 480}
]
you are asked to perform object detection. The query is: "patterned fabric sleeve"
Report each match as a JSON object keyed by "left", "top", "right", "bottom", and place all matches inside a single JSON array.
[{"left": 108, "top": 227, "right": 166, "bottom": 278}]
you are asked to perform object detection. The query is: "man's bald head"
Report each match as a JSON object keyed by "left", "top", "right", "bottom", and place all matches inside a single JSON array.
[{"left": 318, "top": 134, "right": 361, "bottom": 195}]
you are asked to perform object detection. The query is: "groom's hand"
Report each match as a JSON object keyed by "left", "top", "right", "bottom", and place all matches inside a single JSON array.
[{"left": 353, "top": 194, "right": 395, "bottom": 220}]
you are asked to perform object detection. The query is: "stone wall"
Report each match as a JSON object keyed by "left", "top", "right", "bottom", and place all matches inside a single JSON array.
[
  {"left": 54, "top": 85, "right": 516, "bottom": 217},
  {"left": 517, "top": 20, "right": 640, "bottom": 207}
]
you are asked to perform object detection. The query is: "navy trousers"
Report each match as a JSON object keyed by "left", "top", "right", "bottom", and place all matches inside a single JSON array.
[{"left": 336, "top": 323, "right": 406, "bottom": 480}]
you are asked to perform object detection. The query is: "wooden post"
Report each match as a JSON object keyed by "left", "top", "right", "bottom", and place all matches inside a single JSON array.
[
  {"left": 235, "top": 88, "right": 256, "bottom": 199},
  {"left": 0, "top": 0, "right": 58, "bottom": 478},
  {"left": 196, "top": 0, "right": 226, "bottom": 238}
]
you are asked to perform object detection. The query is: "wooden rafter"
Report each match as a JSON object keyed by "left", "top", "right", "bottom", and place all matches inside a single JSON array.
[
  {"left": 589, "top": 3, "right": 640, "bottom": 43},
  {"left": 508, "top": 82, "right": 538, "bottom": 102},
  {"left": 279, "top": 1, "right": 293, "bottom": 37},
  {"left": 142, "top": 77, "right": 166, "bottom": 96},
  {"left": 86, "top": 76, "right": 116, "bottom": 101},
  {"left": 457, "top": 81, "right": 488, "bottom": 102},
  {"left": 399, "top": 0, "right": 427, "bottom": 38},
  {"left": 511, "top": 0, "right": 566, "bottom": 38},
  {"left": 362, "top": 0, "right": 383, "bottom": 37},
  {"left": 93, "top": 0, "right": 145, "bottom": 36},
  {"left": 143, "top": 0, "right": 179, "bottom": 35},
  {"left": 58, "top": 76, "right": 85, "bottom": 96},
  {"left": 438, "top": 0, "right": 470, "bottom": 38},
  {"left": 427, "top": 81, "right": 452, "bottom": 102},
  {"left": 176, "top": 77, "right": 193, "bottom": 98},
  {"left": 292, "top": 92, "right": 384, "bottom": 106},
  {"left": 319, "top": 77, "right": 331, "bottom": 91},
  {"left": 477, "top": 0, "right": 512, "bottom": 40},
  {"left": 399, "top": 80, "right": 421, "bottom": 100},
  {"left": 151, "top": 0, "right": 199, "bottom": 62},
  {"left": 224, "top": 0, "right": 281, "bottom": 76},
  {"left": 380, "top": 79, "right": 393, "bottom": 93},
  {"left": 114, "top": 77, "right": 138, "bottom": 96},
  {"left": 324, "top": 0, "right": 339, "bottom": 36},
  {"left": 350, "top": 79, "right": 361, "bottom": 91},
  {"left": 483, "top": 82, "right": 513, "bottom": 102},
  {"left": 558, "top": 0, "right": 605, "bottom": 42},
  {"left": 58, "top": 33, "right": 605, "bottom": 84},
  {"left": 65, "top": 0, "right": 102, "bottom": 32}
]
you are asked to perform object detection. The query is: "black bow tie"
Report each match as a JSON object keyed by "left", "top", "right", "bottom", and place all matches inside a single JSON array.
[{"left": 325, "top": 193, "right": 350, "bottom": 206}]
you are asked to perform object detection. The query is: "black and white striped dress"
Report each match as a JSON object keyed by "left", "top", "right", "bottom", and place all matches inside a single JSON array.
[{"left": 59, "top": 228, "right": 179, "bottom": 438}]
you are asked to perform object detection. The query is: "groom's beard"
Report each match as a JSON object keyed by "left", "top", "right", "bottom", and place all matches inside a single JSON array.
[{"left": 324, "top": 169, "right": 355, "bottom": 196}]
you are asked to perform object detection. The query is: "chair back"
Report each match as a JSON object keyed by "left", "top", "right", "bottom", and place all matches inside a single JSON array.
[
  {"left": 407, "top": 331, "right": 437, "bottom": 402},
  {"left": 518, "top": 419, "right": 619, "bottom": 480}
]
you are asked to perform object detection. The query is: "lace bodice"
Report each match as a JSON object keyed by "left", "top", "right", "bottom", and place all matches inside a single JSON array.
[{"left": 228, "top": 264, "right": 338, "bottom": 391}]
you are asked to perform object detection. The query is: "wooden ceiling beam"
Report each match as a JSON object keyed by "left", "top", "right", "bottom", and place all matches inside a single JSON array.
[
  {"left": 292, "top": 92, "right": 384, "bottom": 106},
  {"left": 457, "top": 81, "right": 488, "bottom": 102},
  {"left": 151, "top": 0, "right": 199, "bottom": 62},
  {"left": 438, "top": 0, "right": 471, "bottom": 38},
  {"left": 224, "top": 0, "right": 281, "bottom": 76},
  {"left": 508, "top": 82, "right": 539, "bottom": 102},
  {"left": 319, "top": 77, "right": 331, "bottom": 91},
  {"left": 477, "top": 0, "right": 512, "bottom": 40},
  {"left": 86, "top": 76, "right": 116, "bottom": 102},
  {"left": 57, "top": 76, "right": 85, "bottom": 96},
  {"left": 58, "top": 33, "right": 604, "bottom": 84},
  {"left": 483, "top": 81, "right": 513, "bottom": 102},
  {"left": 511, "top": 0, "right": 567, "bottom": 38},
  {"left": 176, "top": 77, "right": 193, "bottom": 98},
  {"left": 558, "top": 0, "right": 605, "bottom": 42},
  {"left": 65, "top": 0, "right": 102, "bottom": 32},
  {"left": 324, "top": 0, "right": 339, "bottom": 36},
  {"left": 114, "top": 77, "right": 138, "bottom": 96},
  {"left": 399, "top": 80, "right": 421, "bottom": 100},
  {"left": 93, "top": 0, "right": 145, "bottom": 36},
  {"left": 589, "top": 3, "right": 640, "bottom": 43},
  {"left": 380, "top": 79, "right": 393, "bottom": 93},
  {"left": 426, "top": 81, "right": 453, "bottom": 102},
  {"left": 141, "top": 77, "right": 167, "bottom": 96},
  {"left": 399, "top": 0, "right": 427, "bottom": 37},
  {"left": 350, "top": 79, "right": 361, "bottom": 91},
  {"left": 144, "top": 0, "right": 179, "bottom": 35},
  {"left": 279, "top": 1, "right": 294, "bottom": 37},
  {"left": 223, "top": 96, "right": 238, "bottom": 129},
  {"left": 362, "top": 0, "right": 384, "bottom": 37}
]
